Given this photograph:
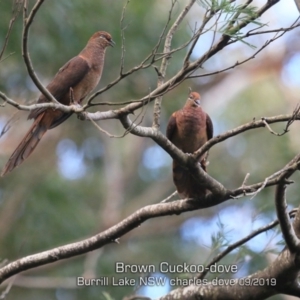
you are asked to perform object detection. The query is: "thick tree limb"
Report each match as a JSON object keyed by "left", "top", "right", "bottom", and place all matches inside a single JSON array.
[
  {"left": 0, "top": 196, "right": 230, "bottom": 284},
  {"left": 2, "top": 154, "right": 299, "bottom": 285},
  {"left": 119, "top": 114, "right": 227, "bottom": 196}
]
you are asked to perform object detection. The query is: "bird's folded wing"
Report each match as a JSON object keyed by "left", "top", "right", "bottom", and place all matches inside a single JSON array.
[
  {"left": 166, "top": 112, "right": 177, "bottom": 141},
  {"left": 28, "top": 56, "right": 90, "bottom": 119},
  {"left": 206, "top": 113, "right": 213, "bottom": 140}
]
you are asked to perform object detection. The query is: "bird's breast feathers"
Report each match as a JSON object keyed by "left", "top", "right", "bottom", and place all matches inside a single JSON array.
[
  {"left": 177, "top": 108, "right": 207, "bottom": 135},
  {"left": 171, "top": 108, "right": 208, "bottom": 153}
]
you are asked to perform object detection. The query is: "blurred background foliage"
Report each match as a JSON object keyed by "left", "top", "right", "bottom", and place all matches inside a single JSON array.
[{"left": 0, "top": 0, "right": 300, "bottom": 299}]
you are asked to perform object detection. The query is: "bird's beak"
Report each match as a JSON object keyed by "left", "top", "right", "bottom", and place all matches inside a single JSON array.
[
  {"left": 109, "top": 40, "right": 116, "bottom": 47},
  {"left": 195, "top": 100, "right": 201, "bottom": 106}
]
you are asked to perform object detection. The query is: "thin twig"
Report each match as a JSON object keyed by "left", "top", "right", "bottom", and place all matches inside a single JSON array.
[
  {"left": 194, "top": 112, "right": 300, "bottom": 162},
  {"left": 0, "top": 276, "right": 16, "bottom": 299},
  {"left": 197, "top": 209, "right": 297, "bottom": 279},
  {"left": 87, "top": 2, "right": 178, "bottom": 104},
  {"left": 161, "top": 191, "right": 178, "bottom": 203},
  {"left": 241, "top": 173, "right": 250, "bottom": 187},
  {"left": 119, "top": 0, "right": 131, "bottom": 76},
  {"left": 262, "top": 118, "right": 281, "bottom": 135},
  {"left": 284, "top": 103, "right": 300, "bottom": 134},
  {"left": 0, "top": 0, "right": 23, "bottom": 62},
  {"left": 87, "top": 97, "right": 149, "bottom": 138},
  {"left": 0, "top": 112, "right": 19, "bottom": 139},
  {"left": 188, "top": 30, "right": 285, "bottom": 79},
  {"left": 184, "top": 9, "right": 213, "bottom": 65},
  {"left": 152, "top": 0, "right": 196, "bottom": 130},
  {"left": 22, "top": 0, "right": 59, "bottom": 104},
  {"left": 87, "top": 115, "right": 120, "bottom": 138},
  {"left": 243, "top": 17, "right": 300, "bottom": 38}
]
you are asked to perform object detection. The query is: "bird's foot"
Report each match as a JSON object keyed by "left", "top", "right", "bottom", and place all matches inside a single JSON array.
[
  {"left": 77, "top": 111, "right": 87, "bottom": 121},
  {"left": 68, "top": 87, "right": 81, "bottom": 107}
]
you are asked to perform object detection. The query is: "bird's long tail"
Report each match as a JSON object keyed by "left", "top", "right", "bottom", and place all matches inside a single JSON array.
[
  {"left": 172, "top": 160, "right": 207, "bottom": 199},
  {"left": 1, "top": 113, "right": 50, "bottom": 176}
]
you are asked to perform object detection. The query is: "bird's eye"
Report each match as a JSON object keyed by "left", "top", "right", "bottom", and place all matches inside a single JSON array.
[{"left": 100, "top": 35, "right": 110, "bottom": 42}]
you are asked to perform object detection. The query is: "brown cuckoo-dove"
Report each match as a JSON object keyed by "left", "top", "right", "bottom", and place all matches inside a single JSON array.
[
  {"left": 1, "top": 31, "right": 114, "bottom": 176},
  {"left": 166, "top": 92, "right": 213, "bottom": 198}
]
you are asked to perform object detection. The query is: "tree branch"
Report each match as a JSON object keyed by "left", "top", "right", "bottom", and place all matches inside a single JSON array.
[
  {"left": 194, "top": 113, "right": 300, "bottom": 162},
  {"left": 159, "top": 208, "right": 300, "bottom": 300},
  {"left": 275, "top": 183, "right": 300, "bottom": 253},
  {"left": 22, "top": 0, "right": 59, "bottom": 104},
  {"left": 119, "top": 114, "right": 227, "bottom": 196},
  {"left": 4, "top": 149, "right": 298, "bottom": 284},
  {"left": 1, "top": 0, "right": 292, "bottom": 124},
  {"left": 85, "top": 0, "right": 283, "bottom": 110},
  {"left": 0, "top": 196, "right": 231, "bottom": 284},
  {"left": 0, "top": 91, "right": 83, "bottom": 114},
  {"left": 198, "top": 209, "right": 297, "bottom": 280},
  {"left": 152, "top": 0, "right": 196, "bottom": 129},
  {"left": 0, "top": 0, "right": 23, "bottom": 62}
]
